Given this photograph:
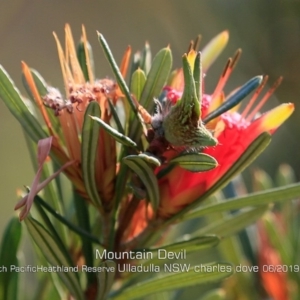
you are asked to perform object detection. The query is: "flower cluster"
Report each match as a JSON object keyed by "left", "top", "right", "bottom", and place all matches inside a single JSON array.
[{"left": 0, "top": 24, "right": 295, "bottom": 299}]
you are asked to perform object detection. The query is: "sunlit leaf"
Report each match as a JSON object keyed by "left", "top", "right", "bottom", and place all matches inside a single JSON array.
[
  {"left": 0, "top": 65, "right": 47, "bottom": 142},
  {"left": 183, "top": 182, "right": 300, "bottom": 222},
  {"left": 130, "top": 68, "right": 146, "bottom": 102},
  {"left": 195, "top": 205, "right": 269, "bottom": 237},
  {"left": 170, "top": 153, "right": 217, "bottom": 172},
  {"left": 77, "top": 38, "right": 95, "bottom": 81},
  {"left": 97, "top": 33, "right": 139, "bottom": 120},
  {"left": 139, "top": 47, "right": 172, "bottom": 112},
  {"left": 90, "top": 115, "right": 137, "bottom": 148}
]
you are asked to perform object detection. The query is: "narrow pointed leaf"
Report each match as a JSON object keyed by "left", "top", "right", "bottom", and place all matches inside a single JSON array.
[
  {"left": 139, "top": 47, "right": 172, "bottom": 111},
  {"left": 150, "top": 235, "right": 220, "bottom": 253},
  {"left": 0, "top": 65, "right": 47, "bottom": 142},
  {"left": 74, "top": 192, "right": 94, "bottom": 285},
  {"left": 123, "top": 155, "right": 160, "bottom": 211},
  {"left": 178, "top": 54, "right": 200, "bottom": 117},
  {"left": 96, "top": 260, "right": 116, "bottom": 300},
  {"left": 130, "top": 47, "right": 172, "bottom": 142},
  {"left": 97, "top": 33, "right": 139, "bottom": 118},
  {"left": 0, "top": 217, "right": 22, "bottom": 300},
  {"left": 34, "top": 196, "right": 71, "bottom": 261},
  {"left": 193, "top": 52, "right": 202, "bottom": 102},
  {"left": 138, "top": 153, "right": 161, "bottom": 167},
  {"left": 130, "top": 68, "right": 146, "bottom": 101},
  {"left": 203, "top": 76, "right": 263, "bottom": 124},
  {"left": 170, "top": 153, "right": 217, "bottom": 172},
  {"left": 82, "top": 102, "right": 103, "bottom": 209},
  {"left": 129, "top": 51, "right": 141, "bottom": 83},
  {"left": 195, "top": 205, "right": 269, "bottom": 237},
  {"left": 112, "top": 262, "right": 233, "bottom": 300},
  {"left": 107, "top": 99, "right": 125, "bottom": 134},
  {"left": 202, "top": 31, "right": 229, "bottom": 72},
  {"left": 139, "top": 236, "right": 220, "bottom": 268},
  {"left": 183, "top": 182, "right": 300, "bottom": 222},
  {"left": 90, "top": 115, "right": 137, "bottom": 148},
  {"left": 35, "top": 195, "right": 101, "bottom": 245},
  {"left": 24, "top": 217, "right": 84, "bottom": 300},
  {"left": 77, "top": 39, "right": 95, "bottom": 82}
]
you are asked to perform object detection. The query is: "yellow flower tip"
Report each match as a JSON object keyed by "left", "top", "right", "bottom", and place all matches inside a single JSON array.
[
  {"left": 202, "top": 30, "right": 230, "bottom": 72},
  {"left": 220, "top": 30, "right": 229, "bottom": 44},
  {"left": 260, "top": 103, "right": 294, "bottom": 131},
  {"left": 186, "top": 49, "right": 197, "bottom": 72}
]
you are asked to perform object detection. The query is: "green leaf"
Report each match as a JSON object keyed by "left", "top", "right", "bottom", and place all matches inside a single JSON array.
[
  {"left": 96, "top": 260, "right": 116, "bottom": 300},
  {"left": 0, "top": 65, "right": 47, "bottom": 142},
  {"left": 97, "top": 33, "right": 139, "bottom": 119},
  {"left": 112, "top": 262, "right": 233, "bottom": 300},
  {"left": 170, "top": 153, "right": 217, "bottom": 172},
  {"left": 129, "top": 47, "right": 172, "bottom": 142},
  {"left": 34, "top": 196, "right": 71, "bottom": 261},
  {"left": 35, "top": 195, "right": 101, "bottom": 244},
  {"left": 139, "top": 47, "right": 172, "bottom": 112},
  {"left": 195, "top": 205, "right": 269, "bottom": 237},
  {"left": 193, "top": 52, "right": 202, "bottom": 103},
  {"left": 81, "top": 102, "right": 103, "bottom": 209},
  {"left": 77, "top": 38, "right": 95, "bottom": 82},
  {"left": 74, "top": 192, "right": 94, "bottom": 285},
  {"left": 107, "top": 99, "right": 125, "bottom": 135},
  {"left": 142, "top": 236, "right": 220, "bottom": 267},
  {"left": 180, "top": 54, "right": 200, "bottom": 118},
  {"left": 129, "top": 52, "right": 141, "bottom": 85},
  {"left": 130, "top": 68, "right": 146, "bottom": 101},
  {"left": 183, "top": 182, "right": 300, "bottom": 222},
  {"left": 90, "top": 115, "right": 137, "bottom": 148},
  {"left": 0, "top": 217, "right": 22, "bottom": 300},
  {"left": 138, "top": 153, "right": 161, "bottom": 167},
  {"left": 24, "top": 216, "right": 84, "bottom": 300},
  {"left": 123, "top": 155, "right": 160, "bottom": 211},
  {"left": 150, "top": 235, "right": 220, "bottom": 253}
]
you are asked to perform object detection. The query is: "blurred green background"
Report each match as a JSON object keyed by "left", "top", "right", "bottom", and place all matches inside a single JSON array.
[{"left": 0, "top": 0, "right": 299, "bottom": 238}]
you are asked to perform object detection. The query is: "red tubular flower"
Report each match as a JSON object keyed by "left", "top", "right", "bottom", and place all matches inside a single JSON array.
[
  {"left": 123, "top": 33, "right": 294, "bottom": 241},
  {"left": 158, "top": 87, "right": 294, "bottom": 218}
]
